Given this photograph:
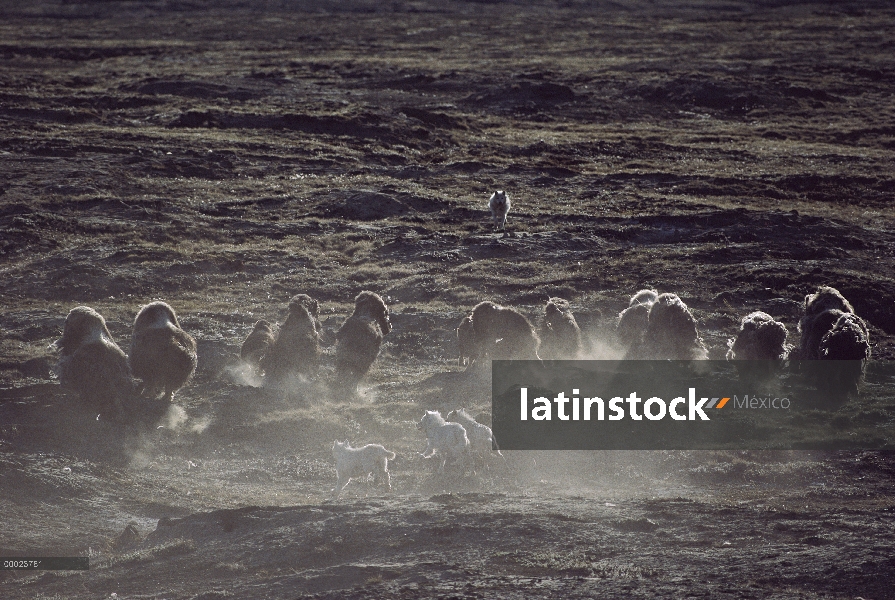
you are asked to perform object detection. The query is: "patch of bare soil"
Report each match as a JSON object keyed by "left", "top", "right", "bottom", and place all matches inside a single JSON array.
[{"left": 1, "top": 0, "right": 894, "bottom": 598}]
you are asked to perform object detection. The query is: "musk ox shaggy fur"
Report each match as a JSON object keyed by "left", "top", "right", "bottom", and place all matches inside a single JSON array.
[
  {"left": 790, "top": 286, "right": 870, "bottom": 396},
  {"left": 52, "top": 306, "right": 134, "bottom": 419},
  {"left": 488, "top": 190, "right": 511, "bottom": 231},
  {"left": 331, "top": 440, "right": 396, "bottom": 497},
  {"left": 456, "top": 313, "right": 476, "bottom": 368},
  {"left": 129, "top": 301, "right": 197, "bottom": 403},
  {"left": 804, "top": 286, "right": 854, "bottom": 317},
  {"left": 627, "top": 293, "right": 707, "bottom": 360},
  {"left": 240, "top": 319, "right": 275, "bottom": 372},
  {"left": 262, "top": 294, "right": 322, "bottom": 385},
  {"left": 616, "top": 289, "right": 658, "bottom": 350},
  {"left": 537, "top": 297, "right": 583, "bottom": 360},
  {"left": 470, "top": 301, "right": 540, "bottom": 362},
  {"left": 819, "top": 312, "right": 871, "bottom": 361},
  {"left": 817, "top": 312, "right": 871, "bottom": 394},
  {"left": 797, "top": 308, "right": 846, "bottom": 360},
  {"left": 727, "top": 311, "right": 790, "bottom": 361},
  {"left": 630, "top": 289, "right": 659, "bottom": 307},
  {"left": 793, "top": 286, "right": 856, "bottom": 360},
  {"left": 334, "top": 291, "right": 391, "bottom": 394}
]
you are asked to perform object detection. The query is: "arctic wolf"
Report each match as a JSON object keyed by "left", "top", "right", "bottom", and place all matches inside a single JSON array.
[
  {"left": 417, "top": 410, "right": 469, "bottom": 473},
  {"left": 331, "top": 440, "right": 395, "bottom": 497}
]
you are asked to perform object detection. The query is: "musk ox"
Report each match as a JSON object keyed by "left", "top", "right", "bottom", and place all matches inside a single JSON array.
[
  {"left": 726, "top": 311, "right": 790, "bottom": 361},
  {"left": 796, "top": 308, "right": 846, "bottom": 361},
  {"left": 470, "top": 301, "right": 540, "bottom": 362},
  {"left": 630, "top": 289, "right": 659, "bottom": 307},
  {"left": 52, "top": 306, "right": 134, "bottom": 419},
  {"left": 240, "top": 319, "right": 275, "bottom": 373},
  {"left": 616, "top": 289, "right": 658, "bottom": 350},
  {"left": 793, "top": 286, "right": 856, "bottom": 360},
  {"left": 627, "top": 293, "right": 707, "bottom": 360},
  {"left": 817, "top": 312, "right": 871, "bottom": 395},
  {"left": 819, "top": 312, "right": 871, "bottom": 361},
  {"left": 129, "top": 301, "right": 197, "bottom": 403},
  {"left": 331, "top": 440, "right": 396, "bottom": 497},
  {"left": 790, "top": 287, "right": 870, "bottom": 397},
  {"left": 537, "top": 297, "right": 583, "bottom": 360},
  {"left": 488, "top": 190, "right": 511, "bottom": 230},
  {"left": 334, "top": 291, "right": 391, "bottom": 394},
  {"left": 262, "top": 294, "right": 322, "bottom": 385},
  {"left": 804, "top": 286, "right": 854, "bottom": 317}
]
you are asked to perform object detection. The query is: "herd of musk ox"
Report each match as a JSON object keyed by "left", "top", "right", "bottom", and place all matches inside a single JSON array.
[
  {"left": 44, "top": 188, "right": 874, "bottom": 484},
  {"left": 47, "top": 277, "right": 874, "bottom": 492}
]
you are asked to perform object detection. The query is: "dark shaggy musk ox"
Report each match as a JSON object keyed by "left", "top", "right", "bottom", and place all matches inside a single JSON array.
[
  {"left": 240, "top": 319, "right": 275, "bottom": 373},
  {"left": 627, "top": 293, "right": 707, "bottom": 360},
  {"left": 726, "top": 311, "right": 790, "bottom": 381},
  {"left": 616, "top": 289, "right": 658, "bottom": 351},
  {"left": 262, "top": 294, "right": 322, "bottom": 385},
  {"left": 470, "top": 301, "right": 540, "bottom": 361},
  {"left": 795, "top": 308, "right": 845, "bottom": 360},
  {"left": 790, "top": 286, "right": 870, "bottom": 397},
  {"left": 334, "top": 291, "right": 391, "bottom": 395},
  {"left": 819, "top": 312, "right": 871, "bottom": 361},
  {"left": 817, "top": 311, "right": 871, "bottom": 395},
  {"left": 805, "top": 286, "right": 854, "bottom": 317},
  {"left": 52, "top": 306, "right": 134, "bottom": 419},
  {"left": 629, "top": 289, "right": 659, "bottom": 307},
  {"left": 456, "top": 313, "right": 476, "bottom": 368},
  {"left": 537, "top": 297, "right": 582, "bottom": 360},
  {"left": 129, "top": 301, "right": 197, "bottom": 403},
  {"left": 792, "top": 286, "right": 856, "bottom": 360},
  {"left": 727, "top": 311, "right": 790, "bottom": 361}
]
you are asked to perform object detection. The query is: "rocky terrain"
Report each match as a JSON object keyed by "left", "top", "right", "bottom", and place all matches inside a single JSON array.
[{"left": 1, "top": 0, "right": 894, "bottom": 598}]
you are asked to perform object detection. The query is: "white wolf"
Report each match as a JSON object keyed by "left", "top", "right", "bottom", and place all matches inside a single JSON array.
[
  {"left": 445, "top": 408, "right": 503, "bottom": 458},
  {"left": 417, "top": 410, "right": 469, "bottom": 473},
  {"left": 331, "top": 440, "right": 395, "bottom": 497},
  {"left": 488, "top": 191, "right": 511, "bottom": 230}
]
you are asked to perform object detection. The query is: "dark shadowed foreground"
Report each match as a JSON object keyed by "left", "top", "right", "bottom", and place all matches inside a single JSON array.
[{"left": 1, "top": 0, "right": 894, "bottom": 598}]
